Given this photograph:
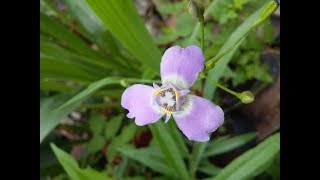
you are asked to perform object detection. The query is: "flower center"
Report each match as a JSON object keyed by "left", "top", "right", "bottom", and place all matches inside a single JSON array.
[{"left": 153, "top": 87, "right": 179, "bottom": 114}]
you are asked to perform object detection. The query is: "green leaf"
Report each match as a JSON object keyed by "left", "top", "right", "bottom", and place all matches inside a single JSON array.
[
  {"left": 213, "top": 132, "right": 280, "bottom": 180},
  {"left": 58, "top": 77, "right": 122, "bottom": 109},
  {"left": 118, "top": 147, "right": 175, "bottom": 176},
  {"left": 40, "top": 79, "right": 76, "bottom": 92},
  {"left": 204, "top": 132, "right": 257, "bottom": 157},
  {"left": 40, "top": 57, "right": 96, "bottom": 84},
  {"left": 116, "top": 123, "right": 137, "bottom": 144},
  {"left": 57, "top": 77, "right": 159, "bottom": 110},
  {"left": 149, "top": 121, "right": 189, "bottom": 179},
  {"left": 63, "top": 0, "right": 105, "bottom": 37},
  {"left": 155, "top": 33, "right": 178, "bottom": 45},
  {"left": 113, "top": 157, "right": 128, "bottom": 179},
  {"left": 51, "top": 143, "right": 111, "bottom": 180},
  {"left": 40, "top": 13, "right": 101, "bottom": 58},
  {"left": 231, "top": 68, "right": 247, "bottom": 87},
  {"left": 40, "top": 41, "right": 110, "bottom": 79},
  {"left": 106, "top": 123, "right": 137, "bottom": 160},
  {"left": 156, "top": 1, "right": 186, "bottom": 15},
  {"left": 63, "top": 0, "right": 121, "bottom": 55},
  {"left": 265, "top": 152, "right": 280, "bottom": 179},
  {"left": 252, "top": 64, "right": 273, "bottom": 83},
  {"left": 41, "top": 39, "right": 127, "bottom": 75},
  {"left": 198, "top": 160, "right": 222, "bottom": 176},
  {"left": 203, "top": 44, "right": 240, "bottom": 99},
  {"left": 190, "top": 142, "right": 208, "bottom": 177},
  {"left": 203, "top": 0, "right": 279, "bottom": 99},
  {"left": 40, "top": 0, "right": 57, "bottom": 16},
  {"left": 210, "top": 0, "right": 239, "bottom": 24},
  {"left": 88, "top": 113, "right": 105, "bottom": 136},
  {"left": 86, "top": 136, "right": 105, "bottom": 155},
  {"left": 262, "top": 19, "right": 274, "bottom": 44},
  {"left": 233, "top": 0, "right": 250, "bottom": 9},
  {"left": 40, "top": 88, "right": 83, "bottom": 143},
  {"left": 86, "top": 0, "right": 162, "bottom": 72},
  {"left": 176, "top": 13, "right": 195, "bottom": 37},
  {"left": 167, "top": 120, "right": 189, "bottom": 158},
  {"left": 105, "top": 114, "right": 124, "bottom": 139},
  {"left": 85, "top": 113, "right": 106, "bottom": 154}
]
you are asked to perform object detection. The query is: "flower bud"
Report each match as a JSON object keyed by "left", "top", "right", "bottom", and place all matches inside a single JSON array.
[
  {"left": 188, "top": 0, "right": 204, "bottom": 21},
  {"left": 238, "top": 91, "right": 255, "bottom": 104}
]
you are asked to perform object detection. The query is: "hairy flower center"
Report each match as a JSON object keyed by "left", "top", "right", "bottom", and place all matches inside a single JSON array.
[{"left": 153, "top": 87, "right": 179, "bottom": 114}]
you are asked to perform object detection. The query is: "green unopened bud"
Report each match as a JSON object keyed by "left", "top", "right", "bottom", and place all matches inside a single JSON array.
[
  {"left": 205, "top": 61, "right": 215, "bottom": 72},
  {"left": 238, "top": 91, "right": 255, "bottom": 104},
  {"left": 120, "top": 79, "right": 128, "bottom": 87},
  {"left": 188, "top": 0, "right": 204, "bottom": 21},
  {"left": 198, "top": 72, "right": 206, "bottom": 79}
]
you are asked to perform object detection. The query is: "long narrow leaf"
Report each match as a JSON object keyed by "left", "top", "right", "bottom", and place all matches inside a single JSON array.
[
  {"left": 51, "top": 143, "right": 111, "bottom": 180},
  {"left": 213, "top": 132, "right": 280, "bottom": 180},
  {"left": 63, "top": 0, "right": 121, "bottom": 55},
  {"left": 40, "top": 13, "right": 101, "bottom": 58},
  {"left": 58, "top": 77, "right": 122, "bottom": 109},
  {"left": 86, "top": 0, "right": 162, "bottom": 72},
  {"left": 204, "top": 132, "right": 257, "bottom": 157},
  {"left": 58, "top": 77, "right": 159, "bottom": 110},
  {"left": 149, "top": 122, "right": 189, "bottom": 179},
  {"left": 118, "top": 147, "right": 175, "bottom": 177},
  {"left": 40, "top": 88, "right": 84, "bottom": 143}
]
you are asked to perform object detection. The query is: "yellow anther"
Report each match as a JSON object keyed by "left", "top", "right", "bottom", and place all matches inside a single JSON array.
[
  {"left": 162, "top": 107, "right": 173, "bottom": 115},
  {"left": 152, "top": 88, "right": 161, "bottom": 97}
]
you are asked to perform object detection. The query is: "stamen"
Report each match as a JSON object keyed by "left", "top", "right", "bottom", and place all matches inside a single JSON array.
[{"left": 153, "top": 86, "right": 186, "bottom": 116}]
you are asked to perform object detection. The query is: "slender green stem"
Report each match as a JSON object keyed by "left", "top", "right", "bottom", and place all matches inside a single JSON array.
[
  {"left": 200, "top": 17, "right": 204, "bottom": 52},
  {"left": 204, "top": 37, "right": 244, "bottom": 73},
  {"left": 187, "top": 0, "right": 221, "bottom": 44},
  {"left": 205, "top": 76, "right": 239, "bottom": 97}
]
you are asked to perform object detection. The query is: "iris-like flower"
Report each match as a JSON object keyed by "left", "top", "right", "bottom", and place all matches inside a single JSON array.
[{"left": 121, "top": 45, "right": 224, "bottom": 142}]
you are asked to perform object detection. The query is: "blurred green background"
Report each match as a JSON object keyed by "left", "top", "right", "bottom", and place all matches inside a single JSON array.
[{"left": 40, "top": 0, "right": 280, "bottom": 179}]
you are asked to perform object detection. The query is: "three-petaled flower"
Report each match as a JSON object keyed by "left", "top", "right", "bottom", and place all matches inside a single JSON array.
[{"left": 121, "top": 45, "right": 224, "bottom": 142}]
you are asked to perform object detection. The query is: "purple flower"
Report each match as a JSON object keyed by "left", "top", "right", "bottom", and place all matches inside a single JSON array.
[{"left": 121, "top": 45, "right": 224, "bottom": 142}]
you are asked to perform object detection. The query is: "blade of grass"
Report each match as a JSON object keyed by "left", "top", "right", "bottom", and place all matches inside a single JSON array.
[
  {"left": 212, "top": 133, "right": 280, "bottom": 180},
  {"left": 149, "top": 122, "right": 189, "bottom": 179},
  {"left": 204, "top": 132, "right": 257, "bottom": 157},
  {"left": 118, "top": 147, "right": 175, "bottom": 177},
  {"left": 40, "top": 87, "right": 84, "bottom": 143},
  {"left": 51, "top": 143, "right": 111, "bottom": 180},
  {"left": 86, "top": 0, "right": 162, "bottom": 73}
]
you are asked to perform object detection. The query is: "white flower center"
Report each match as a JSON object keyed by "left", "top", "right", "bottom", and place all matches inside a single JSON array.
[
  {"left": 160, "top": 92, "right": 175, "bottom": 107},
  {"left": 153, "top": 87, "right": 178, "bottom": 113}
]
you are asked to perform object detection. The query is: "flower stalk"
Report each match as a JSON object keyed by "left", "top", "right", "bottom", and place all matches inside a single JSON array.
[
  {"left": 187, "top": 0, "right": 205, "bottom": 51},
  {"left": 204, "top": 76, "right": 255, "bottom": 104}
]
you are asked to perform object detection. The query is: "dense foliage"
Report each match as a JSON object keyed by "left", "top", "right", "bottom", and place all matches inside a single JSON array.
[{"left": 40, "top": 0, "right": 280, "bottom": 179}]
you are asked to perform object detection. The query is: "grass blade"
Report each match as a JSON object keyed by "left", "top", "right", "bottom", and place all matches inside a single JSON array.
[
  {"left": 40, "top": 88, "right": 84, "bottom": 143},
  {"left": 213, "top": 132, "right": 280, "bottom": 180},
  {"left": 118, "top": 147, "right": 175, "bottom": 177},
  {"left": 149, "top": 121, "right": 189, "bottom": 179},
  {"left": 51, "top": 143, "right": 111, "bottom": 180},
  {"left": 86, "top": 0, "right": 162, "bottom": 72},
  {"left": 204, "top": 132, "right": 257, "bottom": 157}
]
